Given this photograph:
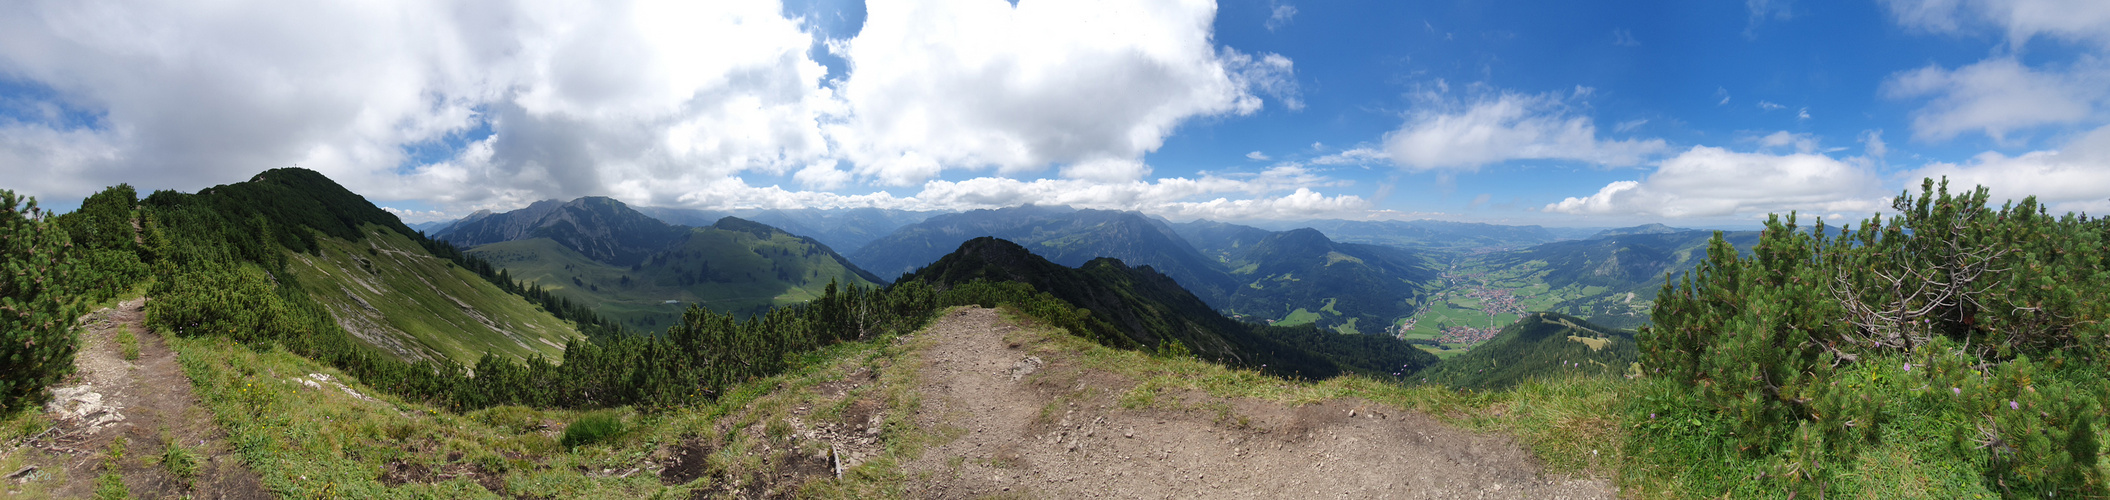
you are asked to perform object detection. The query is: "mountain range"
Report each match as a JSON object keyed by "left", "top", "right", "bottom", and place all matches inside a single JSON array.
[
  {"left": 902, "top": 237, "right": 1440, "bottom": 379},
  {"left": 433, "top": 197, "right": 881, "bottom": 329}
]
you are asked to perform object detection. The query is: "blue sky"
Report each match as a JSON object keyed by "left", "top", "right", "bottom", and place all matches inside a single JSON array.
[{"left": 3, "top": 0, "right": 2108, "bottom": 228}]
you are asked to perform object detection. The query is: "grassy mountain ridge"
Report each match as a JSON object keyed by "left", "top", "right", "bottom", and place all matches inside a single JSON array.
[
  {"left": 142, "top": 168, "right": 587, "bottom": 366},
  {"left": 287, "top": 224, "right": 580, "bottom": 364}
]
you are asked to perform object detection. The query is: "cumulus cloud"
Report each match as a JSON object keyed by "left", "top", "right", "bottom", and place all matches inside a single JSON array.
[
  {"left": 1546, "top": 146, "right": 1886, "bottom": 218},
  {"left": 0, "top": 0, "right": 837, "bottom": 210},
  {"left": 909, "top": 167, "right": 1363, "bottom": 220},
  {"left": 1381, "top": 91, "right": 1667, "bottom": 171},
  {"left": 380, "top": 207, "right": 452, "bottom": 223},
  {"left": 1906, "top": 123, "right": 2110, "bottom": 213},
  {"left": 664, "top": 163, "right": 1363, "bottom": 220},
  {"left": 1881, "top": 56, "right": 2108, "bottom": 142},
  {"left": 0, "top": 0, "right": 1317, "bottom": 219},
  {"left": 828, "top": 0, "right": 1296, "bottom": 185}
]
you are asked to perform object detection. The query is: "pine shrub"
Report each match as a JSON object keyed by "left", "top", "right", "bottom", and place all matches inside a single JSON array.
[
  {"left": 1636, "top": 179, "right": 2110, "bottom": 496},
  {"left": 0, "top": 190, "right": 82, "bottom": 416}
]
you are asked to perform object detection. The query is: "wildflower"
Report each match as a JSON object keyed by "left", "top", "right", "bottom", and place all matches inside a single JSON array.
[
  {"left": 1952, "top": 387, "right": 1961, "bottom": 395},
  {"left": 2011, "top": 401, "right": 2019, "bottom": 410},
  {"left": 1903, "top": 363, "right": 1912, "bottom": 372},
  {"left": 1650, "top": 413, "right": 1656, "bottom": 419}
]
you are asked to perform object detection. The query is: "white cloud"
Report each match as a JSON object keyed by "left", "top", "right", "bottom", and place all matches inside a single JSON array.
[
  {"left": 1881, "top": 56, "right": 2108, "bottom": 142},
  {"left": 380, "top": 207, "right": 451, "bottom": 223},
  {"left": 1381, "top": 92, "right": 1668, "bottom": 171},
  {"left": 1880, "top": 0, "right": 2110, "bottom": 49},
  {"left": 828, "top": 0, "right": 1295, "bottom": 186},
  {"left": 1308, "top": 147, "right": 1388, "bottom": 165},
  {"left": 1757, "top": 131, "right": 1821, "bottom": 153},
  {"left": 1798, "top": 107, "right": 1811, "bottom": 120},
  {"left": 1614, "top": 119, "right": 1648, "bottom": 133},
  {"left": 1862, "top": 130, "right": 1889, "bottom": 160},
  {"left": 0, "top": 0, "right": 838, "bottom": 209},
  {"left": 793, "top": 161, "right": 853, "bottom": 190},
  {"left": 1746, "top": 0, "right": 1794, "bottom": 37},
  {"left": 1758, "top": 100, "right": 1786, "bottom": 111},
  {"left": 1546, "top": 146, "right": 1886, "bottom": 218},
  {"left": 1266, "top": 2, "right": 1298, "bottom": 32},
  {"left": 1905, "top": 123, "right": 2110, "bottom": 213},
  {"left": 1716, "top": 87, "right": 1732, "bottom": 106},
  {"left": 0, "top": 0, "right": 1326, "bottom": 221},
  {"left": 1246, "top": 151, "right": 1271, "bottom": 161},
  {"left": 1611, "top": 29, "right": 1640, "bottom": 47}
]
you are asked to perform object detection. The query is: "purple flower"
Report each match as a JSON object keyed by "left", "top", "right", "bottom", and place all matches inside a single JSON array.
[
  {"left": 1903, "top": 363, "right": 1912, "bottom": 372},
  {"left": 1952, "top": 387, "right": 1961, "bottom": 395},
  {"left": 2011, "top": 400, "right": 2020, "bottom": 410},
  {"left": 1650, "top": 413, "right": 1657, "bottom": 419}
]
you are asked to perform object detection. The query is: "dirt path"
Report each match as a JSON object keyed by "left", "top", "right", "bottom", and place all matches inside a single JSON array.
[
  {"left": 900, "top": 307, "right": 1613, "bottom": 499},
  {"left": 10, "top": 298, "right": 266, "bottom": 499}
]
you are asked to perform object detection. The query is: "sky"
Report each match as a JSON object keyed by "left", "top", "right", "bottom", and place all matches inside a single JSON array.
[{"left": 4, "top": 0, "right": 2110, "bottom": 228}]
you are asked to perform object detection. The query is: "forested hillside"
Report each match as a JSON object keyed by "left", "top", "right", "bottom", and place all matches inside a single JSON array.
[{"left": 1414, "top": 313, "right": 1635, "bottom": 389}]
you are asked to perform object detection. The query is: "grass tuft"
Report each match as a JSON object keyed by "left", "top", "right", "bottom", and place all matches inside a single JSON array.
[
  {"left": 559, "top": 412, "right": 626, "bottom": 449},
  {"left": 115, "top": 324, "right": 139, "bottom": 361}
]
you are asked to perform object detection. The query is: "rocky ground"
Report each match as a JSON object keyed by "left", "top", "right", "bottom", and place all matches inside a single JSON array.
[
  {"left": 5, "top": 298, "right": 266, "bottom": 499},
  {"left": 894, "top": 307, "right": 1614, "bottom": 499}
]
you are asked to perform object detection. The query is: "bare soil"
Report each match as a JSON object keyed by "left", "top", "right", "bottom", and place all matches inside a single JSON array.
[
  {"left": 9, "top": 298, "right": 268, "bottom": 499},
  {"left": 898, "top": 307, "right": 1614, "bottom": 499}
]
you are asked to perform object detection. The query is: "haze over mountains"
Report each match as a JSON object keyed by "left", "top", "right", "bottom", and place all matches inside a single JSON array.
[{"left": 418, "top": 193, "right": 1741, "bottom": 351}]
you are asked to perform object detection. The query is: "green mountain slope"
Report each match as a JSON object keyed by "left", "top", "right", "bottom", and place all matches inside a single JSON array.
[
  {"left": 1415, "top": 313, "right": 1635, "bottom": 390},
  {"left": 469, "top": 216, "right": 881, "bottom": 329},
  {"left": 901, "top": 237, "right": 1440, "bottom": 379},
  {"left": 144, "top": 167, "right": 587, "bottom": 366},
  {"left": 287, "top": 224, "right": 581, "bottom": 364}
]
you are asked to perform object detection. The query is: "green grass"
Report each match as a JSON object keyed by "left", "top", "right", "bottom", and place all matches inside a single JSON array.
[
  {"left": 115, "top": 324, "right": 139, "bottom": 361},
  {"left": 286, "top": 225, "right": 581, "bottom": 365},
  {"left": 1275, "top": 308, "right": 1320, "bottom": 326},
  {"left": 159, "top": 302, "right": 942, "bottom": 498},
  {"left": 157, "top": 437, "right": 199, "bottom": 487}
]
